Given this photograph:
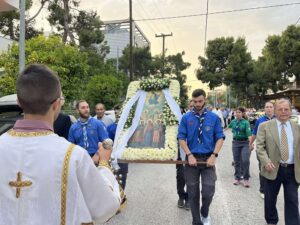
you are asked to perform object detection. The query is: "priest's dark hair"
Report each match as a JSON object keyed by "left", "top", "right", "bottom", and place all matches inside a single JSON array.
[{"left": 17, "top": 64, "right": 61, "bottom": 115}]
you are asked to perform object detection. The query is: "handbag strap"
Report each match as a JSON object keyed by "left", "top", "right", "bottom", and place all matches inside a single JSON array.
[{"left": 61, "top": 144, "right": 75, "bottom": 225}]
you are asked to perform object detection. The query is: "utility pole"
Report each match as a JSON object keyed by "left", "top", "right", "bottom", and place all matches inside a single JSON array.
[
  {"left": 19, "top": 0, "right": 26, "bottom": 74},
  {"left": 204, "top": 0, "right": 209, "bottom": 54},
  {"left": 129, "top": 0, "right": 133, "bottom": 81},
  {"left": 116, "top": 47, "right": 119, "bottom": 72},
  {"left": 155, "top": 33, "right": 172, "bottom": 77}
]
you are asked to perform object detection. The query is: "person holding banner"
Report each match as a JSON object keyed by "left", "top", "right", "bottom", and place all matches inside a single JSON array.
[{"left": 178, "top": 89, "right": 225, "bottom": 225}]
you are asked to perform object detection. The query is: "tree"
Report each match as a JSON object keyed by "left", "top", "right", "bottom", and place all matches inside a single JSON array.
[
  {"left": 196, "top": 37, "right": 253, "bottom": 106},
  {"left": 163, "top": 52, "right": 191, "bottom": 107},
  {"left": 47, "top": 0, "right": 78, "bottom": 44},
  {"left": 225, "top": 38, "right": 253, "bottom": 103},
  {"left": 47, "top": 0, "right": 107, "bottom": 52},
  {"left": 262, "top": 25, "right": 300, "bottom": 88},
  {"left": 0, "top": 35, "right": 89, "bottom": 100},
  {"left": 119, "top": 45, "right": 152, "bottom": 79},
  {"left": 196, "top": 37, "right": 234, "bottom": 89},
  {"left": 85, "top": 75, "right": 122, "bottom": 109},
  {"left": 0, "top": 0, "right": 46, "bottom": 40}
]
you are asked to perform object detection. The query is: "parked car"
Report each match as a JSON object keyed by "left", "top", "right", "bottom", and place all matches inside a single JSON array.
[{"left": 0, "top": 94, "right": 22, "bottom": 135}]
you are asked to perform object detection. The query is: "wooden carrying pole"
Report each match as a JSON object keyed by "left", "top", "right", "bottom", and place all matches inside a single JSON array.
[{"left": 118, "top": 159, "right": 207, "bottom": 165}]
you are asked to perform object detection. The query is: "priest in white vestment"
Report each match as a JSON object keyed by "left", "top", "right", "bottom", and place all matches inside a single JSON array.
[{"left": 0, "top": 64, "right": 120, "bottom": 225}]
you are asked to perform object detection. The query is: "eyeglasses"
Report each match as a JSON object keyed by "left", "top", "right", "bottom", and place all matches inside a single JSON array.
[{"left": 50, "top": 96, "right": 65, "bottom": 105}]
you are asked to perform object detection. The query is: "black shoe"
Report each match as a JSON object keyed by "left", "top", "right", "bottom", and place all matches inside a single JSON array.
[
  {"left": 177, "top": 199, "right": 184, "bottom": 208},
  {"left": 184, "top": 200, "right": 190, "bottom": 210}
]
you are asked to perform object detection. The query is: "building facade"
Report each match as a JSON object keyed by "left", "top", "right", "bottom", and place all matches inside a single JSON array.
[
  {"left": 0, "top": 0, "right": 18, "bottom": 12},
  {"left": 101, "top": 19, "right": 150, "bottom": 59}
]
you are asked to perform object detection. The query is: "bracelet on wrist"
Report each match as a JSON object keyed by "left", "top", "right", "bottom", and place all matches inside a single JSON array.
[{"left": 98, "top": 160, "right": 112, "bottom": 171}]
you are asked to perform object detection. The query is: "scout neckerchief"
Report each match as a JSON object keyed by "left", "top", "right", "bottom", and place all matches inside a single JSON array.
[
  {"left": 235, "top": 118, "right": 242, "bottom": 135},
  {"left": 192, "top": 107, "right": 207, "bottom": 144},
  {"left": 79, "top": 116, "right": 92, "bottom": 150}
]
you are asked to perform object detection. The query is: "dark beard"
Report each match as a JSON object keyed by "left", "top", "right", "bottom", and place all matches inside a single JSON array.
[
  {"left": 79, "top": 112, "right": 90, "bottom": 120},
  {"left": 194, "top": 104, "right": 206, "bottom": 112}
]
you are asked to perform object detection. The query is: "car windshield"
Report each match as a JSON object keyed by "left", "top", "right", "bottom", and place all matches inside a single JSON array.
[{"left": 0, "top": 111, "right": 23, "bottom": 135}]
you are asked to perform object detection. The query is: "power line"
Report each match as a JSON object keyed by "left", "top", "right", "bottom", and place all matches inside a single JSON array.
[
  {"left": 135, "top": 2, "right": 300, "bottom": 21},
  {"left": 152, "top": 0, "right": 178, "bottom": 53},
  {"left": 155, "top": 33, "right": 173, "bottom": 77},
  {"left": 152, "top": 0, "right": 172, "bottom": 32},
  {"left": 134, "top": 0, "right": 158, "bottom": 34}
]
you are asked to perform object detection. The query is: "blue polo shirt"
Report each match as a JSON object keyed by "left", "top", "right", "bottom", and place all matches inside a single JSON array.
[
  {"left": 178, "top": 110, "right": 225, "bottom": 154},
  {"left": 252, "top": 115, "right": 275, "bottom": 135},
  {"left": 68, "top": 117, "right": 108, "bottom": 154}
]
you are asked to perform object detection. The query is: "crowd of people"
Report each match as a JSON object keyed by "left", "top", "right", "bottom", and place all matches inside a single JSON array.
[
  {"left": 0, "top": 64, "right": 299, "bottom": 225},
  {"left": 177, "top": 93, "right": 300, "bottom": 225}
]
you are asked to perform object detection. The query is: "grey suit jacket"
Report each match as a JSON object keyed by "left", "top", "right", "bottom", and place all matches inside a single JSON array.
[{"left": 256, "top": 119, "right": 300, "bottom": 183}]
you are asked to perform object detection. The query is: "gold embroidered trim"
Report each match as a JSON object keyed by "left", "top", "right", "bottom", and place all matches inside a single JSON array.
[
  {"left": 9, "top": 172, "right": 32, "bottom": 198},
  {"left": 98, "top": 161, "right": 113, "bottom": 172},
  {"left": 61, "top": 144, "right": 75, "bottom": 225},
  {"left": 7, "top": 129, "right": 53, "bottom": 137}
]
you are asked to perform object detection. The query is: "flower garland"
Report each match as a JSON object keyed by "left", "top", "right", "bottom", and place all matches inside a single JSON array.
[
  {"left": 124, "top": 101, "right": 136, "bottom": 129},
  {"left": 116, "top": 78, "right": 180, "bottom": 161},
  {"left": 140, "top": 78, "right": 171, "bottom": 91},
  {"left": 163, "top": 97, "right": 180, "bottom": 126}
]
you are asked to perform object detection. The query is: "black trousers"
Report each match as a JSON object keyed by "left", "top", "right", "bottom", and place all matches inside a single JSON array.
[
  {"left": 184, "top": 154, "right": 216, "bottom": 225},
  {"left": 176, "top": 150, "right": 188, "bottom": 200},
  {"left": 256, "top": 152, "right": 265, "bottom": 193},
  {"left": 176, "top": 163, "right": 188, "bottom": 200},
  {"left": 264, "top": 165, "right": 300, "bottom": 225}
]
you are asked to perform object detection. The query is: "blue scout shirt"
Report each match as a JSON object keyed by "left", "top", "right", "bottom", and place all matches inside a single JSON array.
[
  {"left": 107, "top": 123, "right": 117, "bottom": 141},
  {"left": 252, "top": 115, "right": 275, "bottom": 135},
  {"left": 68, "top": 117, "right": 108, "bottom": 154},
  {"left": 178, "top": 109, "right": 225, "bottom": 154}
]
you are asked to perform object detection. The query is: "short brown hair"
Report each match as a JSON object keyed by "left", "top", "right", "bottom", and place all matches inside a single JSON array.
[
  {"left": 17, "top": 64, "right": 61, "bottom": 115},
  {"left": 76, "top": 100, "right": 88, "bottom": 109},
  {"left": 95, "top": 103, "right": 105, "bottom": 110},
  {"left": 192, "top": 89, "right": 206, "bottom": 98}
]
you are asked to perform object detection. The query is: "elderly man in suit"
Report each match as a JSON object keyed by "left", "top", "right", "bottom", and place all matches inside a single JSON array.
[{"left": 256, "top": 98, "right": 300, "bottom": 225}]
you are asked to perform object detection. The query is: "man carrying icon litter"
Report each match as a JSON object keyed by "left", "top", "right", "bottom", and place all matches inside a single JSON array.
[{"left": 178, "top": 89, "right": 225, "bottom": 225}]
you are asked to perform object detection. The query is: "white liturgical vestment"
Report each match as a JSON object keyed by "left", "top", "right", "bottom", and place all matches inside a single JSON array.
[{"left": 0, "top": 129, "right": 120, "bottom": 225}]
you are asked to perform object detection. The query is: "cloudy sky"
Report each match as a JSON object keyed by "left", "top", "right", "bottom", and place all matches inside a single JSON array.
[{"left": 32, "top": 0, "right": 300, "bottom": 95}]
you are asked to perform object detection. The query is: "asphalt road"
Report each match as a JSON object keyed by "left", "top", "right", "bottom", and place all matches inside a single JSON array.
[{"left": 100, "top": 130, "right": 298, "bottom": 225}]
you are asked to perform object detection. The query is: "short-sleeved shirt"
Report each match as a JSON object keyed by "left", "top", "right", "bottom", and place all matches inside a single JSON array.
[
  {"left": 252, "top": 115, "right": 275, "bottom": 136},
  {"left": 178, "top": 110, "right": 225, "bottom": 154},
  {"left": 68, "top": 117, "right": 108, "bottom": 154},
  {"left": 228, "top": 118, "right": 251, "bottom": 139}
]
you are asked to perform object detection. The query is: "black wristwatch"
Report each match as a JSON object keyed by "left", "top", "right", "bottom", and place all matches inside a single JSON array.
[
  {"left": 212, "top": 152, "right": 218, "bottom": 157},
  {"left": 187, "top": 153, "right": 193, "bottom": 157}
]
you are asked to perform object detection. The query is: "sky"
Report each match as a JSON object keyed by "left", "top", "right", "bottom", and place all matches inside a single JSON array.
[{"left": 31, "top": 0, "right": 300, "bottom": 96}]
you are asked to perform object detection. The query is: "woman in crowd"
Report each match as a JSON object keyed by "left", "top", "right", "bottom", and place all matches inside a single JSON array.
[{"left": 228, "top": 107, "right": 252, "bottom": 187}]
